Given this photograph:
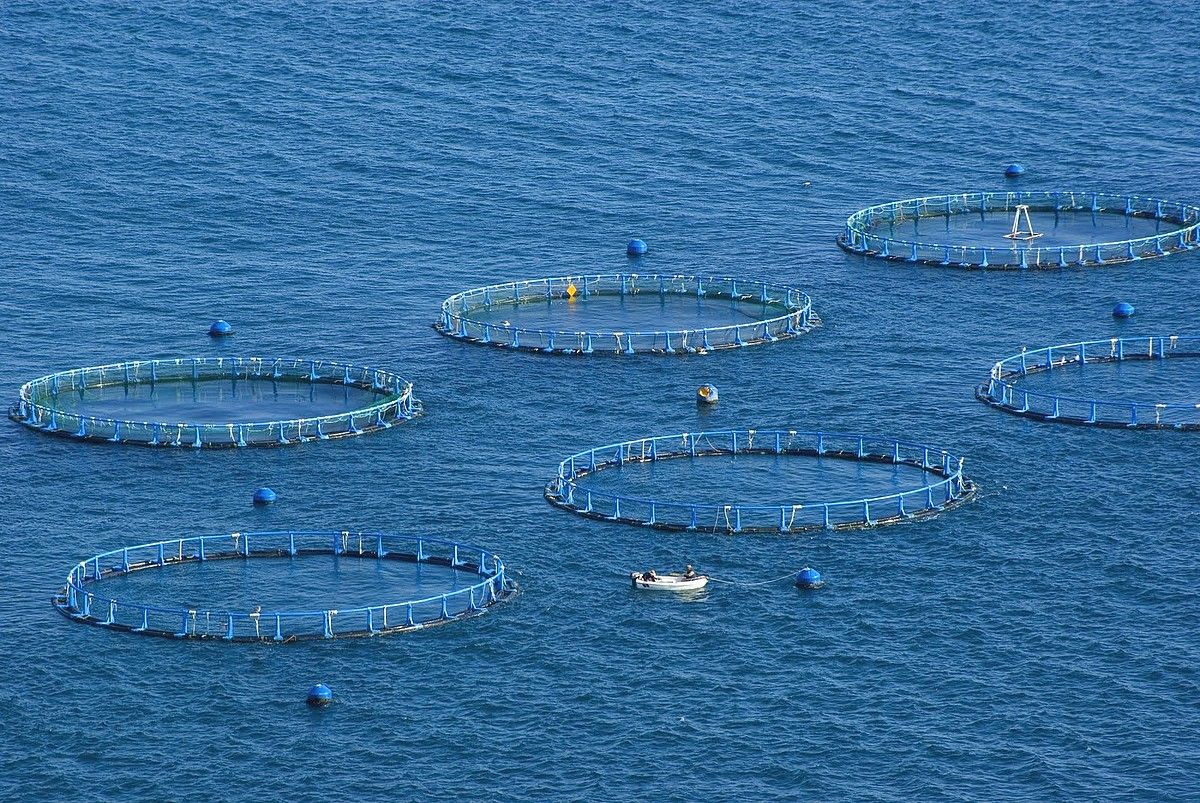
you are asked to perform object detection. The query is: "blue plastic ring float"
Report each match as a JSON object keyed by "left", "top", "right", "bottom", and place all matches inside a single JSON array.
[
  {"left": 435, "top": 274, "right": 820, "bottom": 356},
  {"left": 545, "top": 429, "right": 975, "bottom": 534},
  {"left": 53, "top": 530, "right": 517, "bottom": 642},
  {"left": 837, "top": 191, "right": 1200, "bottom": 270},
  {"left": 8, "top": 357, "right": 422, "bottom": 448},
  {"left": 976, "top": 335, "right": 1200, "bottom": 429}
]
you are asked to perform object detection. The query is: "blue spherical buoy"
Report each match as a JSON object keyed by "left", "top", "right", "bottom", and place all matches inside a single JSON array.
[
  {"left": 1112, "top": 301, "right": 1135, "bottom": 319},
  {"left": 696, "top": 384, "right": 719, "bottom": 404},
  {"left": 306, "top": 683, "right": 332, "bottom": 708},
  {"left": 208, "top": 319, "right": 233, "bottom": 337},
  {"left": 794, "top": 566, "right": 823, "bottom": 589},
  {"left": 252, "top": 487, "right": 277, "bottom": 505},
  {"left": 627, "top": 238, "right": 648, "bottom": 257},
  {"left": 1004, "top": 163, "right": 1025, "bottom": 178}
]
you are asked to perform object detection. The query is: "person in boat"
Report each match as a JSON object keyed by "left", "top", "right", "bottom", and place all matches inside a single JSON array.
[
  {"left": 641, "top": 570, "right": 657, "bottom": 582},
  {"left": 683, "top": 565, "right": 697, "bottom": 579}
]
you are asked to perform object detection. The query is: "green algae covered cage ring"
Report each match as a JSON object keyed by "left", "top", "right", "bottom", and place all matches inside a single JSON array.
[
  {"left": 435, "top": 273, "right": 819, "bottom": 355},
  {"left": 54, "top": 531, "right": 517, "bottom": 642},
  {"left": 837, "top": 192, "right": 1200, "bottom": 269},
  {"left": 544, "top": 429, "right": 975, "bottom": 533},
  {"left": 976, "top": 335, "right": 1200, "bottom": 429},
  {"left": 8, "top": 357, "right": 422, "bottom": 447}
]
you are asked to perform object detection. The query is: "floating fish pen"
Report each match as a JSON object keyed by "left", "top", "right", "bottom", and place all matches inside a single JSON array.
[
  {"left": 8, "top": 357, "right": 421, "bottom": 447},
  {"left": 838, "top": 192, "right": 1200, "bottom": 269},
  {"left": 976, "top": 335, "right": 1200, "bottom": 429},
  {"left": 53, "top": 531, "right": 516, "bottom": 641},
  {"left": 435, "top": 274, "right": 819, "bottom": 355},
  {"left": 544, "top": 429, "right": 975, "bottom": 533}
]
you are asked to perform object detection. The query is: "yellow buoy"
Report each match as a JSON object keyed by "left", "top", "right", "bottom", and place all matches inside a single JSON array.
[{"left": 566, "top": 282, "right": 578, "bottom": 299}]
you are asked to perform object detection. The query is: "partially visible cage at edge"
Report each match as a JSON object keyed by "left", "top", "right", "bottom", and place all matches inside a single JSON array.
[
  {"left": 544, "top": 429, "right": 975, "bottom": 533},
  {"left": 8, "top": 357, "right": 422, "bottom": 447},
  {"left": 837, "top": 191, "right": 1200, "bottom": 269},
  {"left": 54, "top": 531, "right": 516, "bottom": 642},
  {"left": 976, "top": 335, "right": 1200, "bottom": 429},
  {"left": 435, "top": 273, "right": 820, "bottom": 354}
]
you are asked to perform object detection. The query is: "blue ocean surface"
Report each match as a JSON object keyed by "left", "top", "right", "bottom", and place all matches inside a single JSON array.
[{"left": 1, "top": 2, "right": 1199, "bottom": 801}]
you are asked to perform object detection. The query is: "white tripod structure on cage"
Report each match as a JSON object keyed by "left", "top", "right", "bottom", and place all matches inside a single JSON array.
[{"left": 1004, "top": 204, "right": 1043, "bottom": 241}]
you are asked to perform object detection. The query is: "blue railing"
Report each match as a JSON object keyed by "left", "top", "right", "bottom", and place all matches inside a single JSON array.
[
  {"left": 544, "top": 429, "right": 974, "bottom": 533},
  {"left": 436, "top": 273, "right": 819, "bottom": 354},
  {"left": 9, "top": 357, "right": 422, "bottom": 447},
  {"left": 976, "top": 335, "right": 1200, "bottom": 429},
  {"left": 837, "top": 191, "right": 1200, "bottom": 269},
  {"left": 54, "top": 531, "right": 516, "bottom": 641}
]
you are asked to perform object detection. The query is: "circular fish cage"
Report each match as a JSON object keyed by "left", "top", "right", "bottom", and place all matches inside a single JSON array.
[
  {"left": 8, "top": 357, "right": 422, "bottom": 447},
  {"left": 53, "top": 531, "right": 516, "bottom": 642},
  {"left": 544, "top": 429, "right": 975, "bottom": 533},
  {"left": 435, "top": 273, "right": 819, "bottom": 355},
  {"left": 976, "top": 335, "right": 1200, "bottom": 429},
  {"left": 837, "top": 192, "right": 1200, "bottom": 269}
]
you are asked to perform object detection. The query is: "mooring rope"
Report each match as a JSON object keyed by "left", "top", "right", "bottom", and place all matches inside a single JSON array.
[{"left": 706, "top": 572, "right": 797, "bottom": 588}]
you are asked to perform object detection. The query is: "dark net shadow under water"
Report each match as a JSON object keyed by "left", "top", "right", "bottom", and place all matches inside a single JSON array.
[
  {"left": 91, "top": 555, "right": 473, "bottom": 611},
  {"left": 575, "top": 453, "right": 935, "bottom": 507},
  {"left": 1012, "top": 357, "right": 1200, "bottom": 404},
  {"left": 870, "top": 210, "right": 1167, "bottom": 249},
  {"left": 468, "top": 293, "right": 781, "bottom": 331},
  {"left": 48, "top": 378, "right": 384, "bottom": 422}
]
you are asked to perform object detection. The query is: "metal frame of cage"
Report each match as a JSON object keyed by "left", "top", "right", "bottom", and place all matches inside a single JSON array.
[{"left": 838, "top": 192, "right": 1200, "bottom": 269}]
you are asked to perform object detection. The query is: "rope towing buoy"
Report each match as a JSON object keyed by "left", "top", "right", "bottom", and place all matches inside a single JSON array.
[{"left": 705, "top": 571, "right": 802, "bottom": 588}]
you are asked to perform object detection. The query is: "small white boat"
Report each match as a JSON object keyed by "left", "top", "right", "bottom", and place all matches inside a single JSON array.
[{"left": 630, "top": 572, "right": 709, "bottom": 591}]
